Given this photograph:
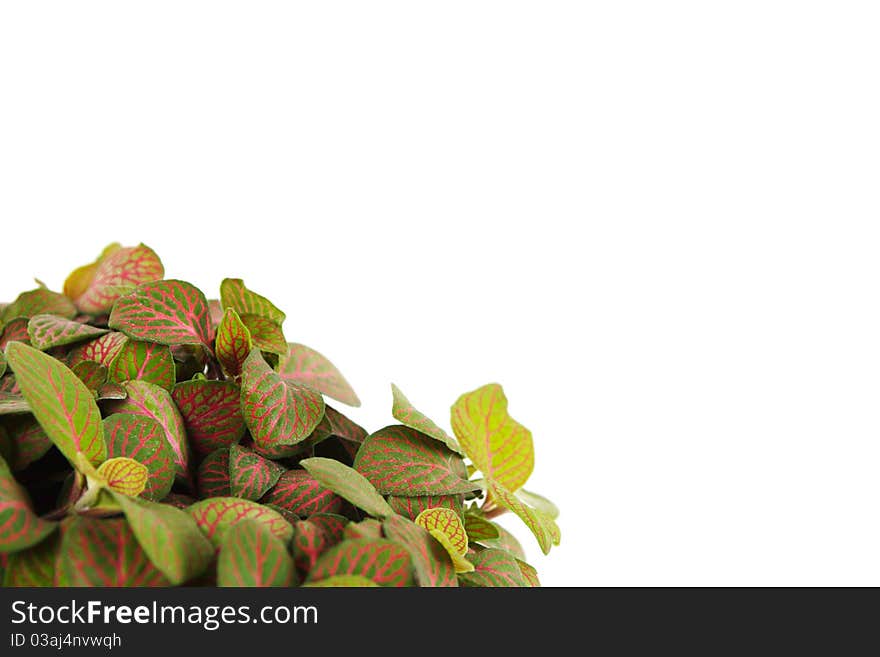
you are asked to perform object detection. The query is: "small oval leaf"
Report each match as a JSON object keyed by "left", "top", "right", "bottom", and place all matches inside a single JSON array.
[{"left": 97, "top": 457, "right": 149, "bottom": 497}]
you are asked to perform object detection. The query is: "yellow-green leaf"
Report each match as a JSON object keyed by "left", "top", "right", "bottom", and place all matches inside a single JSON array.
[
  {"left": 488, "top": 480, "right": 560, "bottom": 555},
  {"left": 97, "top": 457, "right": 149, "bottom": 497}
]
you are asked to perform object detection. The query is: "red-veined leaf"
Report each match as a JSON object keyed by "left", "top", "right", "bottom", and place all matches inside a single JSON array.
[
  {"left": 2, "top": 532, "right": 59, "bottom": 586},
  {"left": 309, "top": 513, "right": 348, "bottom": 543},
  {"left": 107, "top": 380, "right": 189, "bottom": 478},
  {"left": 387, "top": 494, "right": 463, "bottom": 522},
  {"left": 391, "top": 383, "right": 461, "bottom": 453},
  {"left": 109, "top": 280, "right": 213, "bottom": 348},
  {"left": 304, "top": 575, "right": 378, "bottom": 587},
  {"left": 353, "top": 425, "right": 479, "bottom": 497},
  {"left": 56, "top": 515, "right": 169, "bottom": 586},
  {"left": 220, "top": 278, "right": 286, "bottom": 324},
  {"left": 71, "top": 361, "right": 108, "bottom": 393},
  {"left": 0, "top": 454, "right": 56, "bottom": 552},
  {"left": 325, "top": 405, "right": 367, "bottom": 444},
  {"left": 382, "top": 514, "right": 457, "bottom": 587},
  {"left": 97, "top": 457, "right": 149, "bottom": 497},
  {"left": 2, "top": 287, "right": 76, "bottom": 321},
  {"left": 67, "top": 332, "right": 127, "bottom": 367},
  {"left": 65, "top": 243, "right": 164, "bottom": 315},
  {"left": 306, "top": 538, "right": 413, "bottom": 587},
  {"left": 4, "top": 341, "right": 106, "bottom": 467},
  {"left": 114, "top": 493, "right": 214, "bottom": 585},
  {"left": 0, "top": 318, "right": 31, "bottom": 348},
  {"left": 108, "top": 339, "right": 175, "bottom": 391},
  {"left": 260, "top": 469, "right": 344, "bottom": 518},
  {"left": 416, "top": 507, "right": 468, "bottom": 555},
  {"left": 281, "top": 343, "right": 360, "bottom": 407},
  {"left": 217, "top": 518, "right": 294, "bottom": 587},
  {"left": 292, "top": 519, "right": 335, "bottom": 572},
  {"left": 187, "top": 497, "right": 293, "bottom": 548},
  {"left": 451, "top": 383, "right": 534, "bottom": 492},
  {"left": 300, "top": 457, "right": 395, "bottom": 519},
  {"left": 4, "top": 417, "right": 52, "bottom": 471},
  {"left": 228, "top": 444, "right": 285, "bottom": 501},
  {"left": 263, "top": 504, "right": 299, "bottom": 525},
  {"left": 214, "top": 308, "right": 252, "bottom": 376},
  {"left": 487, "top": 480, "right": 560, "bottom": 555},
  {"left": 27, "top": 315, "right": 108, "bottom": 351},
  {"left": 517, "top": 559, "right": 541, "bottom": 587},
  {"left": 208, "top": 299, "right": 223, "bottom": 331},
  {"left": 458, "top": 548, "right": 528, "bottom": 587},
  {"left": 240, "top": 349, "right": 324, "bottom": 449},
  {"left": 103, "top": 414, "right": 174, "bottom": 501},
  {"left": 464, "top": 514, "right": 500, "bottom": 542},
  {"left": 172, "top": 379, "right": 245, "bottom": 454},
  {"left": 239, "top": 314, "right": 287, "bottom": 356},
  {"left": 197, "top": 448, "right": 231, "bottom": 498}
]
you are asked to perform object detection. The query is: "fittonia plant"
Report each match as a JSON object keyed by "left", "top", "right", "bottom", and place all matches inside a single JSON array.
[{"left": 0, "top": 243, "right": 560, "bottom": 587}]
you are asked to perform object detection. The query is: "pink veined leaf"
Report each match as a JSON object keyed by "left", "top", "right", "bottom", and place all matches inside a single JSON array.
[
  {"left": 3, "top": 532, "right": 60, "bottom": 586},
  {"left": 4, "top": 417, "right": 53, "bottom": 472},
  {"left": 107, "top": 339, "right": 176, "bottom": 391},
  {"left": 382, "top": 514, "right": 457, "bottom": 587},
  {"left": 66, "top": 243, "right": 164, "bottom": 315},
  {"left": 71, "top": 361, "right": 109, "bottom": 393},
  {"left": 67, "top": 332, "right": 128, "bottom": 367},
  {"left": 306, "top": 538, "right": 414, "bottom": 587},
  {"left": 4, "top": 342, "right": 106, "bottom": 467},
  {"left": 109, "top": 279, "right": 214, "bottom": 348},
  {"left": 239, "top": 314, "right": 287, "bottom": 356},
  {"left": 487, "top": 480, "right": 560, "bottom": 555},
  {"left": 217, "top": 518, "right": 295, "bottom": 587},
  {"left": 458, "top": 548, "right": 529, "bottom": 587},
  {"left": 353, "top": 424, "right": 480, "bottom": 497},
  {"left": 517, "top": 559, "right": 541, "bottom": 587},
  {"left": 0, "top": 454, "right": 57, "bottom": 552},
  {"left": 240, "top": 349, "right": 325, "bottom": 449},
  {"left": 214, "top": 308, "right": 252, "bottom": 377},
  {"left": 387, "top": 494, "right": 464, "bottom": 522},
  {"left": 102, "top": 414, "right": 175, "bottom": 501},
  {"left": 172, "top": 380, "right": 246, "bottom": 455},
  {"left": 260, "top": 470, "right": 344, "bottom": 518},
  {"left": 391, "top": 383, "right": 462, "bottom": 454},
  {"left": 96, "top": 457, "right": 149, "bottom": 497},
  {"left": 228, "top": 444, "right": 286, "bottom": 501},
  {"left": 325, "top": 405, "right": 368, "bottom": 444},
  {"left": 26, "top": 315, "right": 108, "bottom": 351},
  {"left": 292, "top": 519, "right": 333, "bottom": 572},
  {"left": 309, "top": 513, "right": 348, "bottom": 543},
  {"left": 197, "top": 448, "right": 231, "bottom": 498},
  {"left": 107, "top": 380, "right": 189, "bottom": 479},
  {"left": 187, "top": 497, "right": 293, "bottom": 548},
  {"left": 2, "top": 287, "right": 76, "bottom": 322},
  {"left": 281, "top": 343, "right": 361, "bottom": 407},
  {"left": 219, "top": 278, "right": 286, "bottom": 324},
  {"left": 463, "top": 514, "right": 501, "bottom": 543},
  {"left": 0, "top": 318, "right": 31, "bottom": 349},
  {"left": 55, "top": 515, "right": 169, "bottom": 586}
]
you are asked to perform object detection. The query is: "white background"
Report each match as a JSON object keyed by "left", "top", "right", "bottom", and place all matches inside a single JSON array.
[{"left": 2, "top": 2, "right": 879, "bottom": 586}]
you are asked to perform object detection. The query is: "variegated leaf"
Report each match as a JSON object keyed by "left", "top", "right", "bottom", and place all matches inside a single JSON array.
[
  {"left": 228, "top": 444, "right": 285, "bottom": 501},
  {"left": 197, "top": 448, "right": 231, "bottom": 498},
  {"left": 382, "top": 514, "right": 457, "bottom": 587},
  {"left": 0, "top": 454, "right": 56, "bottom": 552},
  {"left": 464, "top": 514, "right": 500, "bottom": 542},
  {"left": 27, "top": 314, "right": 108, "bottom": 351},
  {"left": 188, "top": 497, "right": 293, "bottom": 547},
  {"left": 458, "top": 548, "right": 528, "bottom": 587},
  {"left": 281, "top": 343, "right": 360, "bottom": 407},
  {"left": 109, "top": 280, "right": 213, "bottom": 348},
  {"left": 220, "top": 278, "right": 286, "bottom": 324},
  {"left": 387, "top": 494, "right": 463, "bottom": 522},
  {"left": 65, "top": 243, "right": 164, "bottom": 315},
  {"left": 239, "top": 314, "right": 287, "bottom": 356},
  {"left": 172, "top": 379, "right": 245, "bottom": 454},
  {"left": 3, "top": 417, "right": 52, "bottom": 471},
  {"left": 217, "top": 518, "right": 294, "bottom": 587},
  {"left": 97, "top": 457, "right": 149, "bottom": 497},
  {"left": 260, "top": 469, "right": 344, "bottom": 517},
  {"left": 2, "top": 532, "right": 59, "bottom": 586},
  {"left": 67, "top": 332, "right": 128, "bottom": 367},
  {"left": 102, "top": 413, "right": 174, "bottom": 501},
  {"left": 3, "top": 287, "right": 76, "bottom": 322},
  {"left": 108, "top": 339, "right": 175, "bottom": 391},
  {"left": 214, "top": 308, "right": 252, "bottom": 376},
  {"left": 300, "top": 457, "right": 395, "bottom": 519},
  {"left": 391, "top": 383, "right": 461, "bottom": 453},
  {"left": 488, "top": 480, "right": 560, "bottom": 555},
  {"left": 306, "top": 538, "right": 414, "bottom": 587}
]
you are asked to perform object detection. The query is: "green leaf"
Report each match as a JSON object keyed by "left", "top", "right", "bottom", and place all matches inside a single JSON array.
[
  {"left": 415, "top": 507, "right": 468, "bottom": 556},
  {"left": 109, "top": 279, "right": 213, "bottom": 348},
  {"left": 97, "top": 457, "right": 149, "bottom": 497},
  {"left": 303, "top": 575, "right": 379, "bottom": 587},
  {"left": 214, "top": 308, "right": 252, "bottom": 376},
  {"left": 260, "top": 469, "right": 344, "bottom": 517},
  {"left": 172, "top": 379, "right": 245, "bottom": 454},
  {"left": 114, "top": 493, "right": 213, "bottom": 585},
  {"left": 228, "top": 444, "right": 285, "bottom": 501},
  {"left": 325, "top": 405, "right": 367, "bottom": 443},
  {"left": 240, "top": 349, "right": 325, "bottom": 449},
  {"left": 239, "top": 314, "right": 287, "bottom": 356},
  {"left": 0, "top": 453, "right": 56, "bottom": 552},
  {"left": 71, "top": 361, "right": 109, "bottom": 393},
  {"left": 343, "top": 518, "right": 384, "bottom": 540},
  {"left": 220, "top": 278, "right": 286, "bottom": 324},
  {"left": 300, "top": 457, "right": 395, "bottom": 519},
  {"left": 0, "top": 317, "right": 31, "bottom": 348},
  {"left": 354, "top": 425, "right": 479, "bottom": 496},
  {"left": 108, "top": 339, "right": 175, "bottom": 391},
  {"left": 516, "top": 488, "right": 560, "bottom": 520},
  {"left": 103, "top": 414, "right": 175, "bottom": 501},
  {"left": 67, "top": 332, "right": 128, "bottom": 367},
  {"left": 458, "top": 548, "right": 528, "bottom": 587},
  {"left": 0, "top": 391, "right": 30, "bottom": 416},
  {"left": 217, "top": 518, "right": 295, "bottom": 587},
  {"left": 27, "top": 314, "right": 108, "bottom": 351},
  {"left": 197, "top": 448, "right": 231, "bottom": 498},
  {"left": 107, "top": 380, "right": 189, "bottom": 478},
  {"left": 382, "top": 514, "right": 457, "bottom": 587},
  {"left": 387, "top": 494, "right": 463, "bottom": 522},
  {"left": 188, "top": 497, "right": 293, "bottom": 548},
  {"left": 516, "top": 558, "right": 541, "bottom": 587},
  {"left": 451, "top": 383, "right": 534, "bottom": 492},
  {"left": 478, "top": 521, "right": 526, "bottom": 560},
  {"left": 56, "top": 515, "right": 169, "bottom": 586},
  {"left": 488, "top": 480, "right": 560, "bottom": 555},
  {"left": 3, "top": 417, "right": 52, "bottom": 471},
  {"left": 65, "top": 243, "right": 164, "bottom": 315},
  {"left": 292, "top": 519, "right": 335, "bottom": 571},
  {"left": 391, "top": 383, "right": 461, "bottom": 453},
  {"left": 2, "top": 532, "right": 60, "bottom": 586},
  {"left": 3, "top": 287, "right": 76, "bottom": 322},
  {"left": 0, "top": 349, "right": 5, "bottom": 378},
  {"left": 281, "top": 343, "right": 361, "bottom": 407},
  {"left": 464, "top": 514, "right": 500, "bottom": 542},
  {"left": 307, "top": 538, "right": 414, "bottom": 587},
  {"left": 5, "top": 341, "right": 106, "bottom": 467}
]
